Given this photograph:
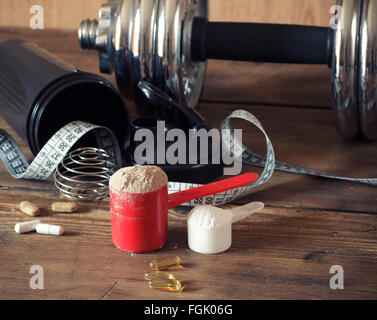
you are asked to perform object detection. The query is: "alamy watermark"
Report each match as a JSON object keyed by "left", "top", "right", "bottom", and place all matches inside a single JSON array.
[
  {"left": 29, "top": 265, "right": 44, "bottom": 289},
  {"left": 29, "top": 5, "right": 44, "bottom": 30},
  {"left": 330, "top": 5, "right": 343, "bottom": 30},
  {"left": 133, "top": 121, "right": 243, "bottom": 176},
  {"left": 330, "top": 265, "right": 344, "bottom": 290}
]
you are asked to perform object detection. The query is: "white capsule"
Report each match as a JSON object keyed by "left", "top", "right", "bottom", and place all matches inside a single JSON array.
[
  {"left": 36, "top": 224, "right": 64, "bottom": 236},
  {"left": 15, "top": 220, "right": 41, "bottom": 234}
]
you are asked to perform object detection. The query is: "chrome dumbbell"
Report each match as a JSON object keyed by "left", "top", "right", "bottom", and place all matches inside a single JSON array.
[{"left": 78, "top": 0, "right": 377, "bottom": 140}]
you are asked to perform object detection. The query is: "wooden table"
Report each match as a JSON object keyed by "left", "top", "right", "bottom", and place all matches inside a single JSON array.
[{"left": 0, "top": 28, "right": 376, "bottom": 300}]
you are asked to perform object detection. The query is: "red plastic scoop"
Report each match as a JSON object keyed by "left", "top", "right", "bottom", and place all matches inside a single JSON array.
[
  {"left": 110, "top": 172, "right": 259, "bottom": 253},
  {"left": 168, "top": 172, "right": 259, "bottom": 209}
]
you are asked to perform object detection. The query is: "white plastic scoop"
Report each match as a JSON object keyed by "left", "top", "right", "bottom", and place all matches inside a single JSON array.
[
  {"left": 187, "top": 202, "right": 265, "bottom": 255},
  {"left": 229, "top": 202, "right": 265, "bottom": 223}
]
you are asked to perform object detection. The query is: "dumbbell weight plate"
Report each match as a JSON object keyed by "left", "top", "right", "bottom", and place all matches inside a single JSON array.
[
  {"left": 155, "top": 0, "right": 208, "bottom": 109},
  {"left": 358, "top": 0, "right": 377, "bottom": 140},
  {"left": 111, "top": 0, "right": 207, "bottom": 110},
  {"left": 331, "top": 0, "right": 361, "bottom": 139},
  {"left": 112, "top": 0, "right": 159, "bottom": 102},
  {"left": 180, "top": 0, "right": 208, "bottom": 109}
]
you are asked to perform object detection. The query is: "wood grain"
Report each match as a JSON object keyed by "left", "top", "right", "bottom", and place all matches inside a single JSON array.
[
  {"left": 204, "top": 61, "right": 332, "bottom": 108},
  {"left": 210, "top": 0, "right": 334, "bottom": 25},
  {"left": 1, "top": 197, "right": 377, "bottom": 299},
  {"left": 0, "top": 28, "right": 376, "bottom": 300},
  {"left": 0, "top": 0, "right": 335, "bottom": 30}
]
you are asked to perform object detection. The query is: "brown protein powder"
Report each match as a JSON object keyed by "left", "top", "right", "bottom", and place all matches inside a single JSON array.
[{"left": 109, "top": 166, "right": 168, "bottom": 194}]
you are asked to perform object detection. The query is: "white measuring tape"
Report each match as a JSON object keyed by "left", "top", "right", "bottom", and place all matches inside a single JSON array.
[
  {"left": 0, "top": 121, "right": 122, "bottom": 180},
  {"left": 0, "top": 110, "right": 376, "bottom": 207},
  {"left": 170, "top": 109, "right": 377, "bottom": 206}
]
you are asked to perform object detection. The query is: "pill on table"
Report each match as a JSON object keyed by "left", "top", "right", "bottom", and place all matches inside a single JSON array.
[
  {"left": 149, "top": 256, "right": 183, "bottom": 271},
  {"left": 14, "top": 220, "right": 41, "bottom": 234},
  {"left": 36, "top": 223, "right": 64, "bottom": 236},
  {"left": 148, "top": 279, "right": 184, "bottom": 293},
  {"left": 19, "top": 201, "right": 40, "bottom": 217},
  {"left": 51, "top": 202, "right": 78, "bottom": 213},
  {"left": 145, "top": 271, "right": 176, "bottom": 281}
]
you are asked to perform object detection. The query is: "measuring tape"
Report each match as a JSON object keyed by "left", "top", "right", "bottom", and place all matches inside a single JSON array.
[
  {"left": 0, "top": 121, "right": 122, "bottom": 180},
  {"left": 0, "top": 110, "right": 376, "bottom": 206},
  {"left": 169, "top": 109, "right": 377, "bottom": 206}
]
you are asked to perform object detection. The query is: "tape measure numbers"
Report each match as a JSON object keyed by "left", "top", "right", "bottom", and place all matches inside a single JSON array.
[{"left": 0, "top": 121, "right": 122, "bottom": 180}]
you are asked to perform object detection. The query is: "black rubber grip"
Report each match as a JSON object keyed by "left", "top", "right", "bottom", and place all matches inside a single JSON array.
[{"left": 192, "top": 17, "right": 332, "bottom": 65}]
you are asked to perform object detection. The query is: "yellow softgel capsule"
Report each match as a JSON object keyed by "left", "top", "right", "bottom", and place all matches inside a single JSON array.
[
  {"left": 149, "top": 256, "right": 183, "bottom": 271},
  {"left": 148, "top": 279, "right": 183, "bottom": 293},
  {"left": 145, "top": 271, "right": 176, "bottom": 281}
]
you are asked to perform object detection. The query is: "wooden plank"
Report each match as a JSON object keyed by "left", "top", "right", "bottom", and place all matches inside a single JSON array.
[
  {"left": 0, "top": 0, "right": 334, "bottom": 30},
  {"left": 209, "top": 0, "right": 334, "bottom": 26},
  {"left": 204, "top": 61, "right": 332, "bottom": 108},
  {"left": 0, "top": 27, "right": 333, "bottom": 108},
  {"left": 0, "top": 0, "right": 102, "bottom": 31},
  {"left": 1, "top": 200, "right": 376, "bottom": 300}
]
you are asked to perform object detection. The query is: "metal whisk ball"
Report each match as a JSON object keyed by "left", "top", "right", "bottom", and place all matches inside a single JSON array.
[{"left": 54, "top": 147, "right": 118, "bottom": 200}]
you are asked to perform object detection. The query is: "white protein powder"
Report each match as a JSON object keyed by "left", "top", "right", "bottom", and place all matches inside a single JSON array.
[
  {"left": 187, "top": 206, "right": 233, "bottom": 254},
  {"left": 188, "top": 206, "right": 232, "bottom": 230}
]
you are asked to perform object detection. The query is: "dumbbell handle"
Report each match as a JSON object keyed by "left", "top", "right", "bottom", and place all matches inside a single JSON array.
[{"left": 192, "top": 17, "right": 333, "bottom": 66}]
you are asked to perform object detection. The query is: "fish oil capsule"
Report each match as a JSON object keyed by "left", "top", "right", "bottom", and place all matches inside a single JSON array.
[
  {"left": 51, "top": 202, "right": 78, "bottom": 213},
  {"left": 15, "top": 220, "right": 41, "bottom": 234},
  {"left": 36, "top": 223, "right": 64, "bottom": 236},
  {"left": 19, "top": 201, "right": 40, "bottom": 217},
  {"left": 148, "top": 279, "right": 183, "bottom": 292},
  {"left": 149, "top": 256, "right": 183, "bottom": 271},
  {"left": 145, "top": 271, "right": 176, "bottom": 281}
]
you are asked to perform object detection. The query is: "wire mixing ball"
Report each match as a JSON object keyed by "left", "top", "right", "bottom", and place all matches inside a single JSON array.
[{"left": 54, "top": 147, "right": 118, "bottom": 200}]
